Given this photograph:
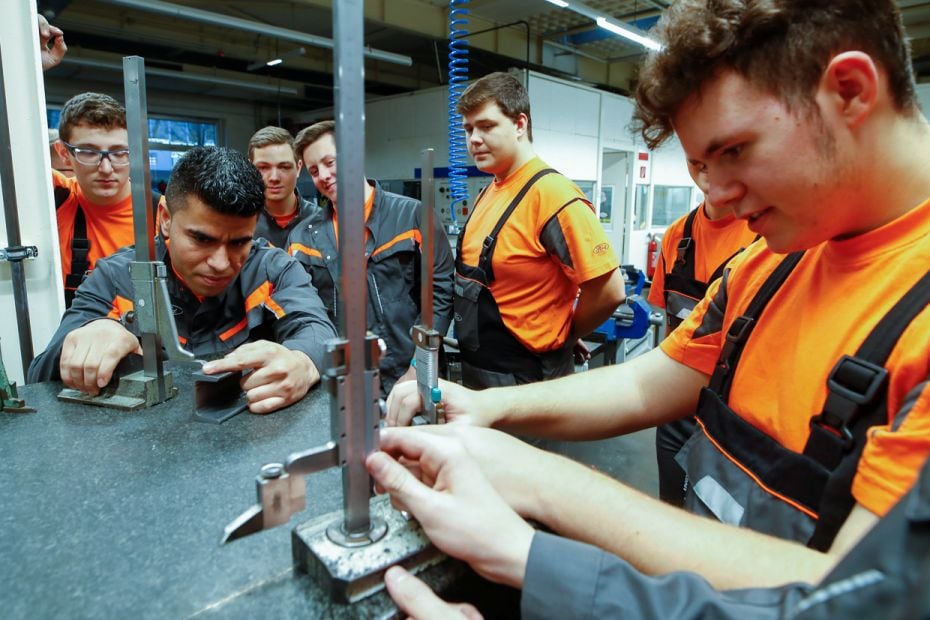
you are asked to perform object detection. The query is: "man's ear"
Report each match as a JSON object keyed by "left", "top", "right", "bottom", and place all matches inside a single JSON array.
[
  {"left": 54, "top": 140, "right": 72, "bottom": 164},
  {"left": 296, "top": 158, "right": 304, "bottom": 173},
  {"left": 819, "top": 51, "right": 879, "bottom": 129},
  {"left": 157, "top": 201, "right": 171, "bottom": 238},
  {"left": 514, "top": 112, "right": 530, "bottom": 139}
]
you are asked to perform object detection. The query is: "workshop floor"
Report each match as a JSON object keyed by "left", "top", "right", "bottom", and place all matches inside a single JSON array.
[{"left": 557, "top": 325, "right": 661, "bottom": 498}]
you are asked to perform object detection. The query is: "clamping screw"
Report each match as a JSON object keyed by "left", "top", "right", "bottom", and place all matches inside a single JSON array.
[{"left": 260, "top": 463, "right": 284, "bottom": 479}]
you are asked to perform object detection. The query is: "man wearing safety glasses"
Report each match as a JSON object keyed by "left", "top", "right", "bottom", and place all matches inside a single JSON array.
[{"left": 50, "top": 92, "right": 138, "bottom": 307}]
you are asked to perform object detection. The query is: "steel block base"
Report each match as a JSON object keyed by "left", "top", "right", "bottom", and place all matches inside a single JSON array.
[
  {"left": 57, "top": 370, "right": 178, "bottom": 411},
  {"left": 292, "top": 495, "right": 444, "bottom": 603}
]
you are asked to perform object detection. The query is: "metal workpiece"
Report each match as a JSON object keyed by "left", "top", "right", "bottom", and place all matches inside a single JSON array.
[
  {"left": 191, "top": 368, "right": 248, "bottom": 424},
  {"left": 293, "top": 495, "right": 444, "bottom": 604}
]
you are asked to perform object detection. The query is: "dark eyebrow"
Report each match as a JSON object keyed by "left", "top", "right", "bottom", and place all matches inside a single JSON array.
[
  {"left": 187, "top": 228, "right": 218, "bottom": 243},
  {"left": 231, "top": 235, "right": 253, "bottom": 244}
]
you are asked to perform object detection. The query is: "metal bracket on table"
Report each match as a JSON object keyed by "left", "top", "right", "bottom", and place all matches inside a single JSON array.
[{"left": 0, "top": 339, "right": 34, "bottom": 414}]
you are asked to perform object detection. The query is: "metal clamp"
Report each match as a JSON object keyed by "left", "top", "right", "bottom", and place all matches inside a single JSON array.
[{"left": 0, "top": 245, "right": 38, "bottom": 262}]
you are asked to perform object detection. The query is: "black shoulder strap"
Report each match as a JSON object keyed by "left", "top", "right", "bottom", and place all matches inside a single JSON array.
[
  {"left": 806, "top": 267, "right": 930, "bottom": 550},
  {"left": 670, "top": 208, "right": 700, "bottom": 279},
  {"left": 707, "top": 234, "right": 761, "bottom": 284},
  {"left": 59, "top": 187, "right": 92, "bottom": 308},
  {"left": 708, "top": 251, "right": 805, "bottom": 399},
  {"left": 477, "top": 168, "right": 557, "bottom": 282}
]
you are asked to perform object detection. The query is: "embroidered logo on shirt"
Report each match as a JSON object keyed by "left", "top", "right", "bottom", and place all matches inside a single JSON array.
[{"left": 593, "top": 243, "right": 610, "bottom": 255}]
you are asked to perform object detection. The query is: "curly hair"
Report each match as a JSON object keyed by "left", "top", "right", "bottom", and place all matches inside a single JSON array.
[
  {"left": 165, "top": 147, "right": 264, "bottom": 217},
  {"left": 634, "top": 0, "right": 917, "bottom": 149}
]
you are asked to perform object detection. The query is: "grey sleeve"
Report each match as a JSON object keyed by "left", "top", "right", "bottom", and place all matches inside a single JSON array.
[
  {"left": 430, "top": 218, "right": 455, "bottom": 336},
  {"left": 521, "top": 531, "right": 809, "bottom": 620},
  {"left": 27, "top": 262, "right": 124, "bottom": 383},
  {"left": 268, "top": 252, "right": 338, "bottom": 371}
]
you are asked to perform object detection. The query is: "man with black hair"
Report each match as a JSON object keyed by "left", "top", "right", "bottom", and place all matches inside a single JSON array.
[{"left": 29, "top": 147, "right": 337, "bottom": 415}]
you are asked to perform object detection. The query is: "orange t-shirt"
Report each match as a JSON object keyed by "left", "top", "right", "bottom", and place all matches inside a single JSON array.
[
  {"left": 53, "top": 170, "right": 135, "bottom": 282},
  {"left": 460, "top": 157, "right": 619, "bottom": 352},
  {"left": 662, "top": 196, "right": 930, "bottom": 517},
  {"left": 647, "top": 204, "right": 756, "bottom": 308}
]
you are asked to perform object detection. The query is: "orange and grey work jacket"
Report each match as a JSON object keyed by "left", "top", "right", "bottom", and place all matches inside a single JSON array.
[
  {"left": 27, "top": 237, "right": 337, "bottom": 383},
  {"left": 287, "top": 181, "right": 454, "bottom": 395}
]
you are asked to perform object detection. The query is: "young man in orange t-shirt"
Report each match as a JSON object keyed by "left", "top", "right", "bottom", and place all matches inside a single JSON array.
[
  {"left": 51, "top": 93, "right": 136, "bottom": 307},
  {"left": 649, "top": 161, "right": 757, "bottom": 505},
  {"left": 247, "top": 126, "right": 315, "bottom": 249},
  {"left": 381, "top": 0, "right": 930, "bottom": 605},
  {"left": 420, "top": 72, "right": 625, "bottom": 390},
  {"left": 39, "top": 18, "right": 135, "bottom": 307}
]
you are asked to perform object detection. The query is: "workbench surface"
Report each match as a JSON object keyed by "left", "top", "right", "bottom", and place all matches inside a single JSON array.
[{"left": 0, "top": 370, "right": 466, "bottom": 618}]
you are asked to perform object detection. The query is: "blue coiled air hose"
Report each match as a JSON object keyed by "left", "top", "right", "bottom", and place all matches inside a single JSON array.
[{"left": 447, "top": 0, "right": 469, "bottom": 230}]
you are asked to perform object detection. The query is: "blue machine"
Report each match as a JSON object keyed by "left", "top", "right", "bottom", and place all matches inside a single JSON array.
[{"left": 589, "top": 266, "right": 653, "bottom": 365}]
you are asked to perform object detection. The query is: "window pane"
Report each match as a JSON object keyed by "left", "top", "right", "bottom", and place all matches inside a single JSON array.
[
  {"left": 634, "top": 184, "right": 649, "bottom": 230},
  {"left": 652, "top": 186, "right": 692, "bottom": 227}
]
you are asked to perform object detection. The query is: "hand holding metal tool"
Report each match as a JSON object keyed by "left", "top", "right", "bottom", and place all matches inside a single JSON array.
[{"left": 411, "top": 148, "right": 444, "bottom": 425}]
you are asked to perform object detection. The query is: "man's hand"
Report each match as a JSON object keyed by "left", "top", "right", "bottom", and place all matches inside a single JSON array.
[
  {"left": 368, "top": 428, "right": 535, "bottom": 587},
  {"left": 202, "top": 341, "right": 320, "bottom": 414},
  {"left": 59, "top": 319, "right": 142, "bottom": 395},
  {"left": 37, "top": 15, "right": 67, "bottom": 71},
  {"left": 384, "top": 566, "right": 482, "bottom": 620},
  {"left": 572, "top": 339, "right": 591, "bottom": 365},
  {"left": 385, "top": 378, "right": 489, "bottom": 427}
]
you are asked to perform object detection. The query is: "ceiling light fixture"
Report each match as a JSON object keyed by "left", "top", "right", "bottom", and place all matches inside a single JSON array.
[
  {"left": 595, "top": 16, "right": 662, "bottom": 51},
  {"left": 247, "top": 47, "right": 306, "bottom": 71},
  {"left": 545, "top": 0, "right": 570, "bottom": 7}
]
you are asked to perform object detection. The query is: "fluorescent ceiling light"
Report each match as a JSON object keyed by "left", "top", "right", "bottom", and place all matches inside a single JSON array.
[
  {"left": 545, "top": 0, "right": 570, "bottom": 7},
  {"left": 596, "top": 16, "right": 662, "bottom": 51},
  {"left": 266, "top": 58, "right": 283, "bottom": 66}
]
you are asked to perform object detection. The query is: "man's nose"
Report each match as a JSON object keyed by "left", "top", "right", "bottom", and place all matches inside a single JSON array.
[{"left": 206, "top": 245, "right": 231, "bottom": 272}]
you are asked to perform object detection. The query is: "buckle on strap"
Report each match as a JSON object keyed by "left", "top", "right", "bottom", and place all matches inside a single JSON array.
[
  {"left": 827, "top": 355, "right": 888, "bottom": 406},
  {"left": 715, "top": 315, "right": 755, "bottom": 375},
  {"left": 675, "top": 237, "right": 693, "bottom": 265},
  {"left": 810, "top": 355, "right": 888, "bottom": 447}
]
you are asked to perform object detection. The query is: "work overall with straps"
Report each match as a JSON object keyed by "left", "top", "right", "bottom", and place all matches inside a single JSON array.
[
  {"left": 54, "top": 186, "right": 91, "bottom": 308},
  {"left": 663, "top": 208, "right": 754, "bottom": 331},
  {"left": 657, "top": 207, "right": 757, "bottom": 505},
  {"left": 454, "top": 168, "right": 574, "bottom": 389},
  {"left": 676, "top": 252, "right": 930, "bottom": 550}
]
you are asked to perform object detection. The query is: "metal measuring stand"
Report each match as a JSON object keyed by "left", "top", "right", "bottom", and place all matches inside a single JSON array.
[
  {"left": 221, "top": 0, "right": 441, "bottom": 603},
  {"left": 412, "top": 148, "right": 444, "bottom": 425},
  {"left": 57, "top": 56, "right": 196, "bottom": 410}
]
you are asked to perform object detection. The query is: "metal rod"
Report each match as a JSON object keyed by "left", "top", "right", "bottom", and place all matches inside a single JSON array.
[
  {"left": 419, "top": 149, "right": 435, "bottom": 327},
  {"left": 98, "top": 0, "right": 413, "bottom": 67},
  {"left": 124, "top": 56, "right": 155, "bottom": 263},
  {"left": 62, "top": 57, "right": 301, "bottom": 96},
  {"left": 334, "top": 0, "right": 372, "bottom": 537},
  {"left": 0, "top": 40, "right": 35, "bottom": 375}
]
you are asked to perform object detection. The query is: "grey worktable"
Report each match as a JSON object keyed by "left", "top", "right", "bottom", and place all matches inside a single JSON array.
[{"left": 0, "top": 369, "right": 495, "bottom": 618}]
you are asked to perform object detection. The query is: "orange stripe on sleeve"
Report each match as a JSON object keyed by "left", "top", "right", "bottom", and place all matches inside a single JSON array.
[
  {"left": 107, "top": 295, "right": 134, "bottom": 320},
  {"left": 244, "top": 280, "right": 287, "bottom": 319},
  {"left": 219, "top": 317, "right": 248, "bottom": 342},
  {"left": 372, "top": 229, "right": 422, "bottom": 258},
  {"left": 289, "top": 243, "right": 322, "bottom": 258}
]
